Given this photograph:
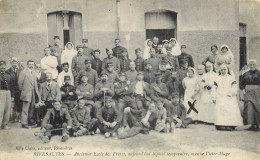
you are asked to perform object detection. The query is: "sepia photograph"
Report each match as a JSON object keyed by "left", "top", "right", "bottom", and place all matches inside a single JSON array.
[{"left": 0, "top": 0, "right": 259, "bottom": 159}]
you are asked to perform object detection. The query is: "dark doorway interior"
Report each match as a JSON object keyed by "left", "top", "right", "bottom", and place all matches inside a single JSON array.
[
  {"left": 240, "top": 37, "right": 247, "bottom": 70},
  {"left": 146, "top": 29, "right": 175, "bottom": 43},
  {"left": 63, "top": 30, "right": 70, "bottom": 46}
]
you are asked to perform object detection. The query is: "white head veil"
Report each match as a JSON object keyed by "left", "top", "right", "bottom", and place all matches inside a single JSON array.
[
  {"left": 220, "top": 44, "right": 233, "bottom": 57},
  {"left": 169, "top": 38, "right": 181, "bottom": 56},
  {"left": 187, "top": 67, "right": 197, "bottom": 78},
  {"left": 143, "top": 39, "right": 152, "bottom": 59},
  {"left": 205, "top": 61, "right": 214, "bottom": 73},
  {"left": 65, "top": 42, "right": 75, "bottom": 50}
]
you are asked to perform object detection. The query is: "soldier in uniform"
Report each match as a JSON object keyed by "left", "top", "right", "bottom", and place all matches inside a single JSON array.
[
  {"left": 177, "top": 45, "right": 194, "bottom": 68},
  {"left": 0, "top": 61, "right": 13, "bottom": 129},
  {"left": 143, "top": 62, "right": 156, "bottom": 85},
  {"left": 35, "top": 64, "right": 47, "bottom": 89},
  {"left": 71, "top": 45, "right": 91, "bottom": 78},
  {"left": 96, "top": 97, "right": 122, "bottom": 138},
  {"left": 102, "top": 48, "right": 120, "bottom": 72},
  {"left": 112, "top": 38, "right": 127, "bottom": 60},
  {"left": 92, "top": 49, "right": 102, "bottom": 76},
  {"left": 6, "top": 57, "right": 22, "bottom": 123},
  {"left": 60, "top": 76, "right": 77, "bottom": 112},
  {"left": 167, "top": 70, "right": 180, "bottom": 99},
  {"left": 134, "top": 48, "right": 145, "bottom": 72},
  {"left": 159, "top": 61, "right": 171, "bottom": 83},
  {"left": 76, "top": 74, "right": 95, "bottom": 118},
  {"left": 57, "top": 62, "right": 74, "bottom": 87},
  {"left": 144, "top": 48, "right": 160, "bottom": 72},
  {"left": 156, "top": 43, "right": 166, "bottom": 60},
  {"left": 177, "top": 61, "right": 189, "bottom": 99},
  {"left": 71, "top": 98, "right": 98, "bottom": 137},
  {"left": 40, "top": 101, "right": 72, "bottom": 143},
  {"left": 126, "top": 61, "right": 138, "bottom": 83},
  {"left": 101, "top": 62, "right": 119, "bottom": 83},
  {"left": 164, "top": 47, "right": 179, "bottom": 71},
  {"left": 49, "top": 36, "right": 63, "bottom": 73},
  {"left": 119, "top": 49, "right": 131, "bottom": 72},
  {"left": 115, "top": 72, "right": 136, "bottom": 113},
  {"left": 82, "top": 38, "right": 94, "bottom": 60},
  {"left": 76, "top": 60, "right": 98, "bottom": 87}
]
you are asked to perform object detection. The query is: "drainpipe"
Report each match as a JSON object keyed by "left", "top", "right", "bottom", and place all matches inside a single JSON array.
[{"left": 116, "top": 0, "right": 120, "bottom": 38}]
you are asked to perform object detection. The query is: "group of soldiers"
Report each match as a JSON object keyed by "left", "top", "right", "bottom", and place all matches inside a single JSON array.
[{"left": 0, "top": 36, "right": 196, "bottom": 143}]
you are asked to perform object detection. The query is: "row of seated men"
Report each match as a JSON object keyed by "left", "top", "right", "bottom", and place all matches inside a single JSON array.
[{"left": 37, "top": 70, "right": 192, "bottom": 143}]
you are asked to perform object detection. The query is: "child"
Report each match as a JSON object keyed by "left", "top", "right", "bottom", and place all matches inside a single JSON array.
[{"left": 71, "top": 98, "right": 98, "bottom": 137}]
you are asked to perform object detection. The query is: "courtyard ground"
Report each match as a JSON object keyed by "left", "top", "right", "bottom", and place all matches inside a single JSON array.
[{"left": 0, "top": 123, "right": 259, "bottom": 160}]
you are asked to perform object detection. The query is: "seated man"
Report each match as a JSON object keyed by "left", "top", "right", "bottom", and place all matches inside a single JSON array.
[
  {"left": 154, "top": 100, "right": 167, "bottom": 133},
  {"left": 159, "top": 60, "right": 171, "bottom": 83},
  {"left": 71, "top": 98, "right": 98, "bottom": 137},
  {"left": 115, "top": 72, "right": 136, "bottom": 113},
  {"left": 57, "top": 62, "right": 74, "bottom": 87},
  {"left": 100, "top": 62, "right": 119, "bottom": 84},
  {"left": 143, "top": 62, "right": 156, "bottom": 85},
  {"left": 125, "top": 61, "right": 138, "bottom": 83},
  {"left": 165, "top": 94, "right": 192, "bottom": 131},
  {"left": 60, "top": 76, "right": 77, "bottom": 113},
  {"left": 133, "top": 71, "right": 151, "bottom": 109},
  {"left": 40, "top": 101, "right": 72, "bottom": 143},
  {"left": 166, "top": 70, "right": 180, "bottom": 99},
  {"left": 134, "top": 48, "right": 145, "bottom": 72},
  {"left": 96, "top": 97, "right": 122, "bottom": 138},
  {"left": 76, "top": 73, "right": 94, "bottom": 110}
]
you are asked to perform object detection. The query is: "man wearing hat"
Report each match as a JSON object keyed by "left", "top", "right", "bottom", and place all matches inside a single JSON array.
[
  {"left": 94, "top": 72, "right": 115, "bottom": 116},
  {"left": 114, "top": 72, "right": 136, "bottom": 113},
  {"left": 112, "top": 38, "right": 127, "bottom": 60},
  {"left": 71, "top": 45, "right": 91, "bottom": 78},
  {"left": 101, "top": 62, "right": 119, "bottom": 83},
  {"left": 102, "top": 48, "right": 120, "bottom": 72},
  {"left": 37, "top": 72, "right": 61, "bottom": 126},
  {"left": 143, "top": 62, "right": 156, "bottom": 85},
  {"left": 6, "top": 57, "right": 23, "bottom": 123},
  {"left": 75, "top": 74, "right": 95, "bottom": 118},
  {"left": 60, "top": 76, "right": 77, "bottom": 113},
  {"left": 134, "top": 48, "right": 145, "bottom": 72},
  {"left": 156, "top": 43, "right": 166, "bottom": 59},
  {"left": 125, "top": 61, "right": 138, "bottom": 83},
  {"left": 177, "top": 45, "right": 194, "bottom": 68},
  {"left": 164, "top": 47, "right": 179, "bottom": 71},
  {"left": 0, "top": 61, "right": 13, "bottom": 129},
  {"left": 159, "top": 60, "right": 171, "bottom": 83},
  {"left": 49, "top": 36, "right": 63, "bottom": 73},
  {"left": 144, "top": 48, "right": 160, "bottom": 72},
  {"left": 57, "top": 62, "right": 74, "bottom": 87},
  {"left": 119, "top": 49, "right": 131, "bottom": 72},
  {"left": 76, "top": 59, "right": 98, "bottom": 87},
  {"left": 82, "top": 39, "right": 94, "bottom": 59},
  {"left": 92, "top": 49, "right": 102, "bottom": 76},
  {"left": 96, "top": 97, "right": 122, "bottom": 138},
  {"left": 41, "top": 47, "right": 58, "bottom": 80}
]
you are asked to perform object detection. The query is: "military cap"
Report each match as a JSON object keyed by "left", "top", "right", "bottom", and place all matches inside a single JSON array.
[
  {"left": 135, "top": 48, "right": 141, "bottom": 53},
  {"left": 81, "top": 73, "right": 88, "bottom": 78},
  {"left": 181, "top": 45, "right": 187, "bottom": 49},
  {"left": 54, "top": 36, "right": 60, "bottom": 40},
  {"left": 85, "top": 59, "right": 92, "bottom": 64},
  {"left": 154, "top": 72, "right": 161, "bottom": 77},
  {"left": 64, "top": 76, "right": 71, "bottom": 81},
  {"left": 0, "top": 61, "right": 6, "bottom": 66},
  {"left": 119, "top": 72, "right": 126, "bottom": 77},
  {"left": 76, "top": 97, "right": 85, "bottom": 102},
  {"left": 76, "top": 45, "right": 83, "bottom": 49},
  {"left": 137, "top": 71, "right": 144, "bottom": 75},
  {"left": 100, "top": 72, "right": 108, "bottom": 77},
  {"left": 82, "top": 39, "right": 88, "bottom": 43},
  {"left": 162, "top": 40, "right": 169, "bottom": 43},
  {"left": 171, "top": 93, "right": 180, "bottom": 98},
  {"left": 160, "top": 61, "right": 168, "bottom": 65},
  {"left": 94, "top": 49, "right": 100, "bottom": 53},
  {"left": 107, "top": 62, "right": 114, "bottom": 67},
  {"left": 105, "top": 97, "right": 113, "bottom": 102},
  {"left": 10, "top": 57, "right": 19, "bottom": 63}
]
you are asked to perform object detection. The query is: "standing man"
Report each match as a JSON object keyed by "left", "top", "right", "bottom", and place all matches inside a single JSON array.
[
  {"left": 71, "top": 45, "right": 90, "bottom": 78},
  {"left": 41, "top": 47, "right": 58, "bottom": 80},
  {"left": 18, "top": 60, "right": 40, "bottom": 128},
  {"left": 35, "top": 64, "right": 47, "bottom": 89},
  {"left": 57, "top": 62, "right": 74, "bottom": 87},
  {"left": 134, "top": 48, "right": 145, "bottom": 72},
  {"left": 112, "top": 38, "right": 127, "bottom": 60},
  {"left": 0, "top": 61, "right": 13, "bottom": 129},
  {"left": 126, "top": 62, "right": 138, "bottom": 83},
  {"left": 49, "top": 36, "right": 63, "bottom": 73},
  {"left": 145, "top": 48, "right": 160, "bottom": 72},
  {"left": 177, "top": 45, "right": 194, "bottom": 68},
  {"left": 102, "top": 48, "right": 121, "bottom": 72},
  {"left": 119, "top": 50, "right": 131, "bottom": 72},
  {"left": 92, "top": 49, "right": 102, "bottom": 76},
  {"left": 82, "top": 39, "right": 93, "bottom": 60},
  {"left": 6, "top": 57, "right": 22, "bottom": 123},
  {"left": 152, "top": 36, "right": 159, "bottom": 53},
  {"left": 101, "top": 62, "right": 119, "bottom": 84},
  {"left": 76, "top": 60, "right": 98, "bottom": 87}
]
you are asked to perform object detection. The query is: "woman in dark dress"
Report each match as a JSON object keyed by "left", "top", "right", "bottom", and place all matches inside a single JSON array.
[{"left": 240, "top": 59, "right": 260, "bottom": 131}]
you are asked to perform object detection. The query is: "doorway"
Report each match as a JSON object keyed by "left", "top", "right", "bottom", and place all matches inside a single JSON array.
[
  {"left": 145, "top": 10, "right": 177, "bottom": 43},
  {"left": 239, "top": 23, "right": 247, "bottom": 70}
]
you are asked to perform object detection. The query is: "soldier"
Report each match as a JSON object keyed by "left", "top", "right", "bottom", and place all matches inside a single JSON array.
[
  {"left": 57, "top": 62, "right": 74, "bottom": 87},
  {"left": 49, "top": 36, "right": 63, "bottom": 73},
  {"left": 92, "top": 49, "right": 102, "bottom": 76},
  {"left": 152, "top": 36, "right": 159, "bottom": 53},
  {"left": 143, "top": 62, "right": 156, "bottom": 85},
  {"left": 6, "top": 57, "right": 22, "bottom": 123},
  {"left": 71, "top": 98, "right": 98, "bottom": 137},
  {"left": 159, "top": 61, "right": 171, "bottom": 83},
  {"left": 144, "top": 48, "right": 160, "bottom": 72},
  {"left": 133, "top": 71, "right": 151, "bottom": 109},
  {"left": 119, "top": 49, "right": 131, "bottom": 72},
  {"left": 125, "top": 61, "right": 137, "bottom": 83},
  {"left": 60, "top": 76, "right": 77, "bottom": 112},
  {"left": 177, "top": 61, "right": 189, "bottom": 99},
  {"left": 76, "top": 60, "right": 98, "bottom": 87},
  {"left": 35, "top": 64, "right": 47, "bottom": 89},
  {"left": 96, "top": 97, "right": 122, "bottom": 138},
  {"left": 164, "top": 47, "right": 179, "bottom": 71},
  {"left": 167, "top": 70, "right": 180, "bottom": 99},
  {"left": 40, "top": 101, "right": 72, "bottom": 143},
  {"left": 112, "top": 38, "right": 127, "bottom": 60},
  {"left": 0, "top": 61, "right": 13, "bottom": 129},
  {"left": 156, "top": 43, "right": 166, "bottom": 60},
  {"left": 115, "top": 72, "right": 136, "bottom": 113},
  {"left": 76, "top": 74, "right": 94, "bottom": 118},
  {"left": 153, "top": 100, "right": 167, "bottom": 133},
  {"left": 71, "top": 45, "right": 90, "bottom": 78},
  {"left": 94, "top": 73, "right": 115, "bottom": 115},
  {"left": 82, "top": 38, "right": 94, "bottom": 60},
  {"left": 134, "top": 48, "right": 145, "bottom": 72},
  {"left": 101, "top": 62, "right": 119, "bottom": 84},
  {"left": 177, "top": 45, "right": 194, "bottom": 68},
  {"left": 102, "top": 48, "right": 120, "bottom": 72}
]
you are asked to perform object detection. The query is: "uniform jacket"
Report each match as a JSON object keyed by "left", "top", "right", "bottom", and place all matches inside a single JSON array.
[
  {"left": 6, "top": 67, "right": 21, "bottom": 94},
  {"left": 114, "top": 80, "right": 134, "bottom": 99},
  {"left": 76, "top": 69, "right": 98, "bottom": 87},
  {"left": 92, "top": 58, "right": 102, "bottom": 76},
  {"left": 60, "top": 84, "right": 77, "bottom": 101},
  {"left": 102, "top": 56, "right": 121, "bottom": 72},
  {"left": 134, "top": 57, "right": 145, "bottom": 72},
  {"left": 39, "top": 81, "right": 61, "bottom": 102},
  {"left": 177, "top": 52, "right": 194, "bottom": 68},
  {"left": 71, "top": 106, "right": 91, "bottom": 127},
  {"left": 150, "top": 82, "right": 169, "bottom": 102},
  {"left": 94, "top": 81, "right": 114, "bottom": 100},
  {"left": 18, "top": 68, "right": 40, "bottom": 102},
  {"left": 71, "top": 53, "right": 91, "bottom": 77},
  {"left": 119, "top": 58, "right": 131, "bottom": 72},
  {"left": 41, "top": 108, "right": 72, "bottom": 128},
  {"left": 0, "top": 71, "right": 14, "bottom": 95},
  {"left": 76, "top": 83, "right": 94, "bottom": 100},
  {"left": 97, "top": 105, "right": 122, "bottom": 123},
  {"left": 36, "top": 71, "right": 47, "bottom": 88}
]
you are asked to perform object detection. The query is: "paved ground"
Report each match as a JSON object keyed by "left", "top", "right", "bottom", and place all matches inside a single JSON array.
[{"left": 0, "top": 123, "right": 259, "bottom": 160}]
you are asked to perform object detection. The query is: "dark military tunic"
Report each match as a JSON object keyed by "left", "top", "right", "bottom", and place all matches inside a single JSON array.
[
  {"left": 134, "top": 57, "right": 145, "bottom": 72},
  {"left": 177, "top": 53, "right": 194, "bottom": 68},
  {"left": 92, "top": 58, "right": 102, "bottom": 76}
]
